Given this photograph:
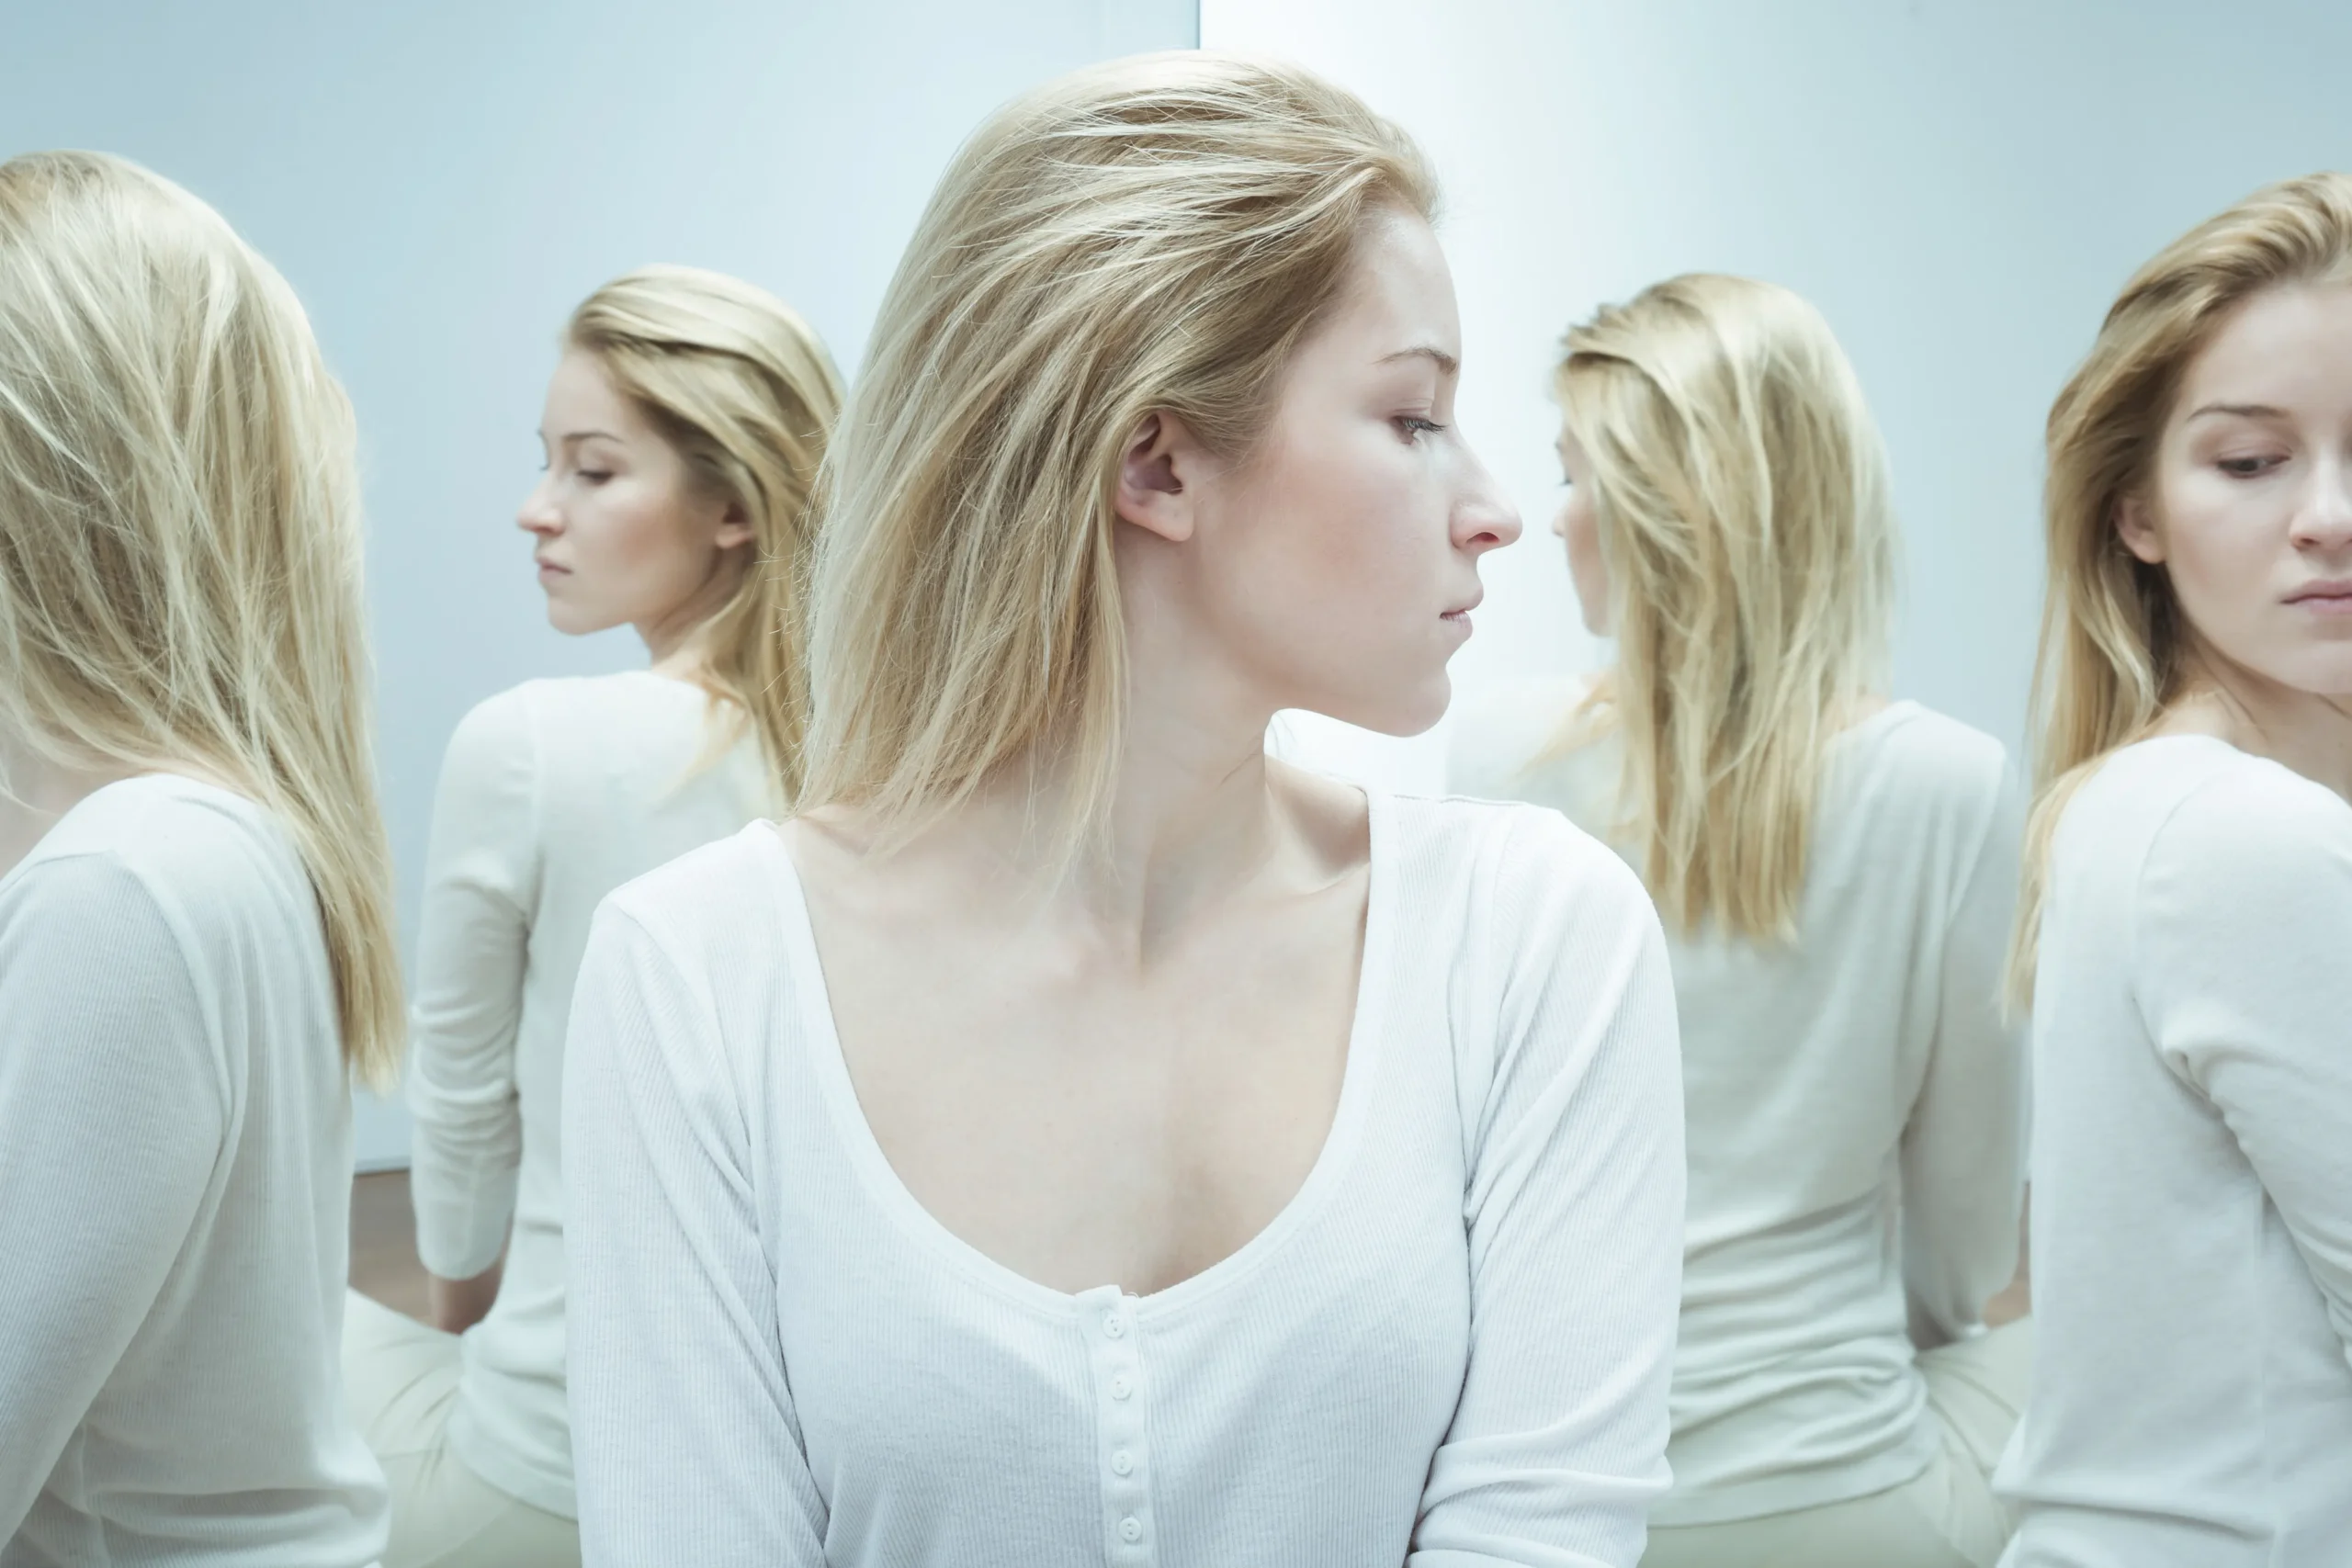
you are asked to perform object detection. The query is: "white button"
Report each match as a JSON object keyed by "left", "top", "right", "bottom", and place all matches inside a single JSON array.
[
  {"left": 1112, "top": 1449, "right": 1135, "bottom": 1476},
  {"left": 1119, "top": 1516, "right": 1143, "bottom": 1543},
  {"left": 1110, "top": 1374, "right": 1133, "bottom": 1400},
  {"left": 1103, "top": 1315, "right": 1126, "bottom": 1339}
]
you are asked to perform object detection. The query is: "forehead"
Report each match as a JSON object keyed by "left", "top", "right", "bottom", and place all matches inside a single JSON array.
[
  {"left": 1311, "top": 207, "right": 1458, "bottom": 355},
  {"left": 2178, "top": 282, "right": 2352, "bottom": 412},
  {"left": 543, "top": 350, "right": 644, "bottom": 435}
]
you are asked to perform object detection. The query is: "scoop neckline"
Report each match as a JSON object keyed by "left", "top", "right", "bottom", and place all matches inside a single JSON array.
[{"left": 754, "top": 786, "right": 1396, "bottom": 1325}]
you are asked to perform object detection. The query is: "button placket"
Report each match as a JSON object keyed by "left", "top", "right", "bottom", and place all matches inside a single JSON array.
[{"left": 1084, "top": 1290, "right": 1157, "bottom": 1565}]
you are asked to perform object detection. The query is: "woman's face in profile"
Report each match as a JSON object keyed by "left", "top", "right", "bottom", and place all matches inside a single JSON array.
[
  {"left": 1552, "top": 423, "right": 1610, "bottom": 637},
  {"left": 2123, "top": 281, "right": 2352, "bottom": 699},
  {"left": 517, "top": 352, "right": 749, "bottom": 638},
  {"left": 1179, "top": 209, "right": 1521, "bottom": 737}
]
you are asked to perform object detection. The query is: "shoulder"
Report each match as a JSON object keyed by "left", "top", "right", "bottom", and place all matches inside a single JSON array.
[
  {"left": 1386, "top": 790, "right": 1657, "bottom": 937},
  {"left": 1, "top": 777, "right": 301, "bottom": 976},
  {"left": 2135, "top": 743, "right": 2352, "bottom": 905},
  {"left": 597, "top": 822, "right": 795, "bottom": 968},
  {"left": 1447, "top": 673, "right": 1597, "bottom": 800},
  {"left": 1847, "top": 703, "right": 2011, "bottom": 819}
]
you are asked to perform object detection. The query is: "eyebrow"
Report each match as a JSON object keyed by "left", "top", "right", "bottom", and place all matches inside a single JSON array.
[
  {"left": 2186, "top": 402, "right": 2289, "bottom": 423},
  {"left": 1379, "top": 344, "right": 1459, "bottom": 377}
]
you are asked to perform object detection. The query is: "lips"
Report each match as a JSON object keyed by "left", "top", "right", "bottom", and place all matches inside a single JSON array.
[{"left": 2285, "top": 580, "right": 2352, "bottom": 607}]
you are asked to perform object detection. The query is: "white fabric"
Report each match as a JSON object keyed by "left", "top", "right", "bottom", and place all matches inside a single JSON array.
[
  {"left": 1995, "top": 737, "right": 2352, "bottom": 1566},
  {"left": 561, "top": 788, "right": 1687, "bottom": 1568},
  {"left": 0, "top": 775, "right": 389, "bottom": 1567},
  {"left": 400, "top": 671, "right": 772, "bottom": 1518},
  {"left": 1451, "top": 683, "right": 2028, "bottom": 1526}
]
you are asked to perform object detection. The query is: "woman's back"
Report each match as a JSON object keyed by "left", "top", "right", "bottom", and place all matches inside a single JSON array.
[
  {"left": 401, "top": 670, "right": 771, "bottom": 1511},
  {"left": 1453, "top": 681, "right": 2027, "bottom": 1524},
  {"left": 0, "top": 776, "right": 388, "bottom": 1566}
]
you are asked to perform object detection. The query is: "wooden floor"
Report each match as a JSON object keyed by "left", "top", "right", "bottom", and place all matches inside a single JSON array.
[{"left": 350, "top": 1169, "right": 429, "bottom": 1322}]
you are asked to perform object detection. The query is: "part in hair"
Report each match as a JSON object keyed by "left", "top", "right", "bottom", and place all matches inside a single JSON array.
[
  {"left": 1553, "top": 274, "right": 1896, "bottom": 940},
  {"left": 0, "top": 151, "right": 403, "bottom": 1088},
  {"left": 2009, "top": 171, "right": 2352, "bottom": 1002},
  {"left": 798, "top": 51, "right": 1436, "bottom": 847}
]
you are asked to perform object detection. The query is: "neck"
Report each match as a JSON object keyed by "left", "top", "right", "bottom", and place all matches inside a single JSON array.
[
  {"left": 0, "top": 737, "right": 145, "bottom": 881},
  {"left": 636, "top": 554, "right": 747, "bottom": 676},
  {"left": 2165, "top": 649, "right": 2352, "bottom": 801}
]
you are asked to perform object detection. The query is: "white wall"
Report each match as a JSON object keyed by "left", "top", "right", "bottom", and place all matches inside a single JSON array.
[
  {"left": 4, "top": 0, "right": 1196, "bottom": 1168},
  {"left": 1211, "top": 0, "right": 2352, "bottom": 794}
]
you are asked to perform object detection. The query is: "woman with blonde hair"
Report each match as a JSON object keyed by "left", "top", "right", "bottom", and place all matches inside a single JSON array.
[
  {"left": 1453, "top": 274, "right": 2031, "bottom": 1567},
  {"left": 0, "top": 151, "right": 393, "bottom": 1564},
  {"left": 1993, "top": 174, "right": 2352, "bottom": 1566},
  {"left": 340, "top": 265, "right": 841, "bottom": 1567},
  {"left": 561, "top": 52, "right": 1685, "bottom": 1567}
]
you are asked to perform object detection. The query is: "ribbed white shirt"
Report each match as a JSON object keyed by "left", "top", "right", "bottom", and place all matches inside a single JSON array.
[
  {"left": 1451, "top": 682, "right": 2028, "bottom": 1526},
  {"left": 1996, "top": 738, "right": 2352, "bottom": 1565},
  {"left": 402, "top": 671, "right": 771, "bottom": 1517},
  {"left": 561, "top": 788, "right": 1687, "bottom": 1567},
  {"left": 0, "top": 775, "right": 388, "bottom": 1567}
]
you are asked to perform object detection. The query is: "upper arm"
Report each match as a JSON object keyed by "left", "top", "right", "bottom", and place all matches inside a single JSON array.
[
  {"left": 2137, "top": 776, "right": 2352, "bottom": 1359},
  {"left": 563, "top": 902, "right": 828, "bottom": 1566},
  {"left": 1901, "top": 766, "right": 2030, "bottom": 1337},
  {"left": 1411, "top": 812, "right": 1684, "bottom": 1568},
  {"left": 406, "top": 693, "right": 542, "bottom": 1276},
  {"left": 0, "top": 858, "right": 225, "bottom": 1535}
]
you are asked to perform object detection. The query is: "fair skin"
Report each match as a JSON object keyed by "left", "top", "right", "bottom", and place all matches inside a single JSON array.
[
  {"left": 0, "top": 734, "right": 236, "bottom": 884},
  {"left": 2120, "top": 280, "right": 2352, "bottom": 798},
  {"left": 425, "top": 351, "right": 757, "bottom": 1333},
  {"left": 1552, "top": 423, "right": 1611, "bottom": 637},
  {"left": 786, "top": 209, "right": 1519, "bottom": 1297}
]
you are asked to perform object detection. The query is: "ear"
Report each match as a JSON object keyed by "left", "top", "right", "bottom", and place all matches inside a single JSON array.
[
  {"left": 2115, "top": 492, "right": 2165, "bottom": 566},
  {"left": 1113, "top": 412, "right": 1206, "bottom": 544},
  {"left": 713, "top": 497, "right": 756, "bottom": 552}
]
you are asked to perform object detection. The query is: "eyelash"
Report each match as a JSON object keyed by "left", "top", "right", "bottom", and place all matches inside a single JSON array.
[
  {"left": 2217, "top": 455, "right": 2282, "bottom": 478},
  {"left": 1396, "top": 416, "right": 1447, "bottom": 441}
]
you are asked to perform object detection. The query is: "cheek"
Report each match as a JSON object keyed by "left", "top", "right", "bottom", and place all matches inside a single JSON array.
[{"left": 571, "top": 483, "right": 707, "bottom": 602}]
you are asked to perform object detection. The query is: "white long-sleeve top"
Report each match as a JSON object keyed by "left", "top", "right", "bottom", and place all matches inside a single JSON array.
[
  {"left": 1995, "top": 738, "right": 2352, "bottom": 1565},
  {"left": 1451, "top": 683, "right": 2028, "bottom": 1526},
  {"left": 402, "top": 671, "right": 771, "bottom": 1517},
  {"left": 561, "top": 787, "right": 1687, "bottom": 1568},
  {"left": 0, "top": 775, "right": 388, "bottom": 1567}
]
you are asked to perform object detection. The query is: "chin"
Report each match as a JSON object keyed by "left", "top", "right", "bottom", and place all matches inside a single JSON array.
[{"left": 1317, "top": 674, "right": 1453, "bottom": 739}]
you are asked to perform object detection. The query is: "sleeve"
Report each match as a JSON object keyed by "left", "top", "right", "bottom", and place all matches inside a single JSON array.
[
  {"left": 563, "top": 901, "right": 829, "bottom": 1567},
  {"left": 0, "top": 856, "right": 227, "bottom": 1536},
  {"left": 1901, "top": 773, "right": 2030, "bottom": 1340},
  {"left": 2137, "top": 773, "right": 2352, "bottom": 1365},
  {"left": 1410, "top": 811, "right": 1686, "bottom": 1568},
  {"left": 405, "top": 692, "right": 541, "bottom": 1280}
]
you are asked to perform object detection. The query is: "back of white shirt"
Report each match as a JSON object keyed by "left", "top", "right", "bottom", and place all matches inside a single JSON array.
[
  {"left": 1996, "top": 739, "right": 2352, "bottom": 1566},
  {"left": 1453, "top": 682, "right": 2027, "bottom": 1525},
  {"left": 0, "top": 775, "right": 388, "bottom": 1567},
  {"left": 402, "top": 671, "right": 773, "bottom": 1517}
]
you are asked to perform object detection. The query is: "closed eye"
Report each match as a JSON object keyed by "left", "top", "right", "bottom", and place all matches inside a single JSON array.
[{"left": 1396, "top": 416, "right": 1448, "bottom": 442}]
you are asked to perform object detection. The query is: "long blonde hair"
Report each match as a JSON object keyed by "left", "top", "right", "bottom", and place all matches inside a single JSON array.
[
  {"left": 564, "top": 266, "right": 842, "bottom": 800},
  {"left": 798, "top": 51, "right": 1435, "bottom": 842},
  {"left": 2009, "top": 170, "right": 2352, "bottom": 1000},
  {"left": 1555, "top": 274, "right": 1896, "bottom": 939},
  {"left": 0, "top": 151, "right": 402, "bottom": 1089}
]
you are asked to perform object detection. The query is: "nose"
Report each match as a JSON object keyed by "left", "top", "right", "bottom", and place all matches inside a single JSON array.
[
  {"left": 517, "top": 475, "right": 561, "bottom": 538},
  {"left": 1451, "top": 447, "right": 1523, "bottom": 557},
  {"left": 2291, "top": 454, "right": 2352, "bottom": 554}
]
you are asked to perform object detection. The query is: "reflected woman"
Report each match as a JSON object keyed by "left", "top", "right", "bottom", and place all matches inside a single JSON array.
[
  {"left": 1453, "top": 275, "right": 2031, "bottom": 1567},
  {"left": 562, "top": 53, "right": 1686, "bottom": 1568},
  {"left": 1995, "top": 173, "right": 2352, "bottom": 1566},
  {"left": 341, "top": 266, "right": 841, "bottom": 1567},
  {"left": 0, "top": 152, "right": 394, "bottom": 1564}
]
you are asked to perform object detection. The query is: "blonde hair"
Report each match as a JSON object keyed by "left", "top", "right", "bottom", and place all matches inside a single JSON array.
[
  {"left": 799, "top": 51, "right": 1435, "bottom": 840},
  {"left": 2010, "top": 171, "right": 2352, "bottom": 999},
  {"left": 0, "top": 151, "right": 401, "bottom": 1089},
  {"left": 564, "top": 266, "right": 842, "bottom": 800},
  {"left": 1554, "top": 274, "right": 1896, "bottom": 940}
]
